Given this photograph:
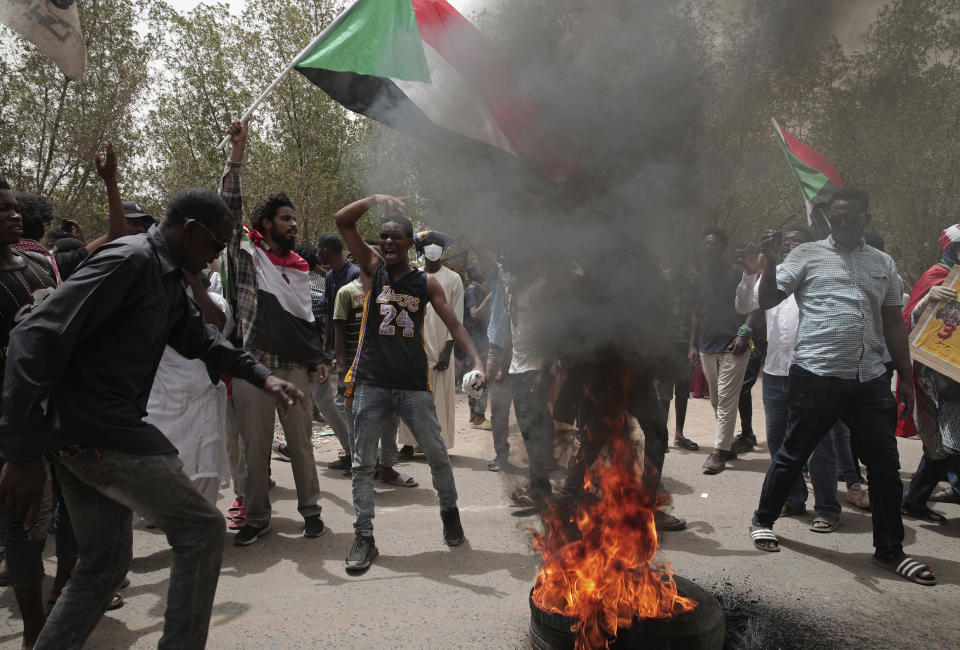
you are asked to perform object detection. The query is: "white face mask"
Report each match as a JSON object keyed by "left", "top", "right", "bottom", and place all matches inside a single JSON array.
[{"left": 423, "top": 243, "right": 443, "bottom": 262}]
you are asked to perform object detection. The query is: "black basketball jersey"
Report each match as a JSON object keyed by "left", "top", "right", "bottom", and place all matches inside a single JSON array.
[{"left": 346, "top": 262, "right": 430, "bottom": 391}]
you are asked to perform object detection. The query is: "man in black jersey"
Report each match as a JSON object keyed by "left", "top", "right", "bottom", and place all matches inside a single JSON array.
[{"left": 335, "top": 194, "right": 485, "bottom": 572}]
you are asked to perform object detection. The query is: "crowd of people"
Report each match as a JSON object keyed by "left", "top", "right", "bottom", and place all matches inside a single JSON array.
[{"left": 0, "top": 119, "right": 956, "bottom": 648}]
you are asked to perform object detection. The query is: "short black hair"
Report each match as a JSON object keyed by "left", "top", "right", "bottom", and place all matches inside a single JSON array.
[
  {"left": 52, "top": 237, "right": 84, "bottom": 253},
  {"left": 14, "top": 193, "right": 53, "bottom": 240},
  {"left": 702, "top": 227, "right": 729, "bottom": 247},
  {"left": 250, "top": 192, "right": 295, "bottom": 234},
  {"left": 828, "top": 187, "right": 869, "bottom": 212},
  {"left": 783, "top": 224, "right": 814, "bottom": 242},
  {"left": 317, "top": 232, "right": 343, "bottom": 254},
  {"left": 0, "top": 177, "right": 10, "bottom": 190},
  {"left": 864, "top": 231, "right": 885, "bottom": 251},
  {"left": 164, "top": 187, "right": 232, "bottom": 227},
  {"left": 295, "top": 243, "right": 320, "bottom": 268},
  {"left": 380, "top": 214, "right": 413, "bottom": 238}
]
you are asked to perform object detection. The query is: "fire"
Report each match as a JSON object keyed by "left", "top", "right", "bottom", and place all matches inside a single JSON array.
[{"left": 531, "top": 373, "right": 697, "bottom": 649}]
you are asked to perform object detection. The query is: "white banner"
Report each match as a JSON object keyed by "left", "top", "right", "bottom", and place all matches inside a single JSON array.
[{"left": 0, "top": 0, "right": 86, "bottom": 79}]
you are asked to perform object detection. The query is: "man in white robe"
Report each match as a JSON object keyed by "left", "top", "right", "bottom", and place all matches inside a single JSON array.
[{"left": 399, "top": 235, "right": 463, "bottom": 450}]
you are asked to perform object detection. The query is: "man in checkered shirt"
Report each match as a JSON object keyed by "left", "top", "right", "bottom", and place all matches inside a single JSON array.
[
  {"left": 748, "top": 187, "right": 937, "bottom": 586},
  {"left": 219, "top": 120, "right": 327, "bottom": 546}
]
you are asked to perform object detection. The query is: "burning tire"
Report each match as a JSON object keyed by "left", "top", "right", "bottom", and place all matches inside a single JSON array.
[{"left": 529, "top": 576, "right": 724, "bottom": 649}]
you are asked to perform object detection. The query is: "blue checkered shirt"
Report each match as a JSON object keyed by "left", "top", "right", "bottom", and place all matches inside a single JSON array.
[{"left": 777, "top": 236, "right": 903, "bottom": 381}]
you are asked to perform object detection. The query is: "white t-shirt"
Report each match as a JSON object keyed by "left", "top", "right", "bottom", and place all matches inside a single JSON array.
[{"left": 509, "top": 275, "right": 548, "bottom": 375}]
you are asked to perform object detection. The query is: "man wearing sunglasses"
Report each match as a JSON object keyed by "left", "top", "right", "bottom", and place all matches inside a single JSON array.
[
  {"left": 748, "top": 187, "right": 936, "bottom": 586},
  {"left": 0, "top": 186, "right": 305, "bottom": 648}
]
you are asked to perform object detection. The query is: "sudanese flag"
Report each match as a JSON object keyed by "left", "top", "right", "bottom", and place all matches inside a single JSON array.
[
  {"left": 294, "top": 0, "right": 576, "bottom": 183},
  {"left": 772, "top": 118, "right": 844, "bottom": 236}
]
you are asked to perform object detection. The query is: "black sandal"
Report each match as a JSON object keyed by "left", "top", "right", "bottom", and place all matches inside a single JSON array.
[
  {"left": 675, "top": 437, "right": 699, "bottom": 451},
  {"left": 106, "top": 593, "right": 124, "bottom": 611},
  {"left": 902, "top": 502, "right": 947, "bottom": 525}
]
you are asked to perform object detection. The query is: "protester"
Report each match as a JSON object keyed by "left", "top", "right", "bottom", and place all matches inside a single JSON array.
[
  {"left": 737, "top": 225, "right": 842, "bottom": 533},
  {"left": 900, "top": 224, "right": 960, "bottom": 524},
  {"left": 690, "top": 228, "right": 760, "bottom": 474},
  {"left": 503, "top": 257, "right": 557, "bottom": 510},
  {"left": 464, "top": 265, "right": 492, "bottom": 428},
  {"left": 478, "top": 246, "right": 514, "bottom": 471},
  {"left": 0, "top": 143, "right": 126, "bottom": 649},
  {"left": 334, "top": 267, "right": 414, "bottom": 487},
  {"left": 335, "top": 193, "right": 485, "bottom": 572},
  {"left": 657, "top": 266, "right": 698, "bottom": 450},
  {"left": 297, "top": 239, "right": 353, "bottom": 473},
  {"left": 219, "top": 120, "right": 328, "bottom": 545},
  {"left": 748, "top": 188, "right": 936, "bottom": 586},
  {"left": 0, "top": 179, "right": 305, "bottom": 647},
  {"left": 398, "top": 231, "right": 463, "bottom": 452},
  {"left": 144, "top": 269, "right": 234, "bottom": 504}
]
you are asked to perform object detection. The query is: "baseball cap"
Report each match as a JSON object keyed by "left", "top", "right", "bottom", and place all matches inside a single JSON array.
[{"left": 122, "top": 200, "right": 155, "bottom": 226}]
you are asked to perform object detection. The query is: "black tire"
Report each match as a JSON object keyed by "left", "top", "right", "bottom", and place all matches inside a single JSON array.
[{"left": 530, "top": 576, "right": 725, "bottom": 649}]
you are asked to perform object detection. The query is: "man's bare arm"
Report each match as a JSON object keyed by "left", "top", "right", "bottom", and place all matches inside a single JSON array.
[
  {"left": 334, "top": 194, "right": 406, "bottom": 279},
  {"left": 427, "top": 275, "right": 484, "bottom": 380},
  {"left": 757, "top": 230, "right": 787, "bottom": 309},
  {"left": 882, "top": 304, "right": 915, "bottom": 418}
]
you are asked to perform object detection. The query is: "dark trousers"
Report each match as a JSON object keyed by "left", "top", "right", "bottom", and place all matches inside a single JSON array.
[
  {"left": 753, "top": 365, "right": 904, "bottom": 559},
  {"left": 738, "top": 341, "right": 766, "bottom": 438},
  {"left": 39, "top": 450, "right": 225, "bottom": 650},
  {"left": 560, "top": 369, "right": 667, "bottom": 502},
  {"left": 905, "top": 454, "right": 960, "bottom": 506},
  {"left": 510, "top": 371, "right": 555, "bottom": 495}
]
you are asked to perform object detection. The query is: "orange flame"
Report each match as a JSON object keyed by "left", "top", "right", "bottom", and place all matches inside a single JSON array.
[{"left": 531, "top": 376, "right": 696, "bottom": 649}]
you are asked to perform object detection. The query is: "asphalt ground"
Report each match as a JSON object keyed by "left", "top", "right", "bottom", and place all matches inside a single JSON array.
[{"left": 2, "top": 384, "right": 958, "bottom": 649}]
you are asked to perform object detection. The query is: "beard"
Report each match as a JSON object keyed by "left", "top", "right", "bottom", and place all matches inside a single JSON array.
[{"left": 275, "top": 230, "right": 296, "bottom": 252}]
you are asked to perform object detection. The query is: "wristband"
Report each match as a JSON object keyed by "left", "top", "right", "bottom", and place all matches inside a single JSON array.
[{"left": 737, "top": 325, "right": 753, "bottom": 338}]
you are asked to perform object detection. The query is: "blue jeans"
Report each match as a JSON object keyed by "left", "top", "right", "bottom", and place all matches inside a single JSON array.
[
  {"left": 761, "top": 373, "right": 841, "bottom": 517},
  {"left": 39, "top": 449, "right": 225, "bottom": 650},
  {"left": 352, "top": 386, "right": 458, "bottom": 536},
  {"left": 754, "top": 366, "right": 904, "bottom": 558}
]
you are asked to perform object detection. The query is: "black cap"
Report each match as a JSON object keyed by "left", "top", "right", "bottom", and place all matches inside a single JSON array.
[{"left": 122, "top": 200, "right": 155, "bottom": 226}]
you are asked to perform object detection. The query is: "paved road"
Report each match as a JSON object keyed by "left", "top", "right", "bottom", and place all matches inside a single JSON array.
[{"left": 2, "top": 385, "right": 958, "bottom": 648}]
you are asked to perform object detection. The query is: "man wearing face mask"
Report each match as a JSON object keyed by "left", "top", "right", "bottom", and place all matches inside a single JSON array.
[{"left": 398, "top": 232, "right": 464, "bottom": 451}]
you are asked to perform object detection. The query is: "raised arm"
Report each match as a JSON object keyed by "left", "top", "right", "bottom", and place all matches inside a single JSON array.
[
  {"left": 334, "top": 194, "right": 406, "bottom": 279},
  {"left": 427, "top": 274, "right": 485, "bottom": 382},
  {"left": 220, "top": 120, "right": 249, "bottom": 237},
  {"left": 82, "top": 140, "right": 127, "bottom": 254},
  {"left": 757, "top": 230, "right": 787, "bottom": 310}
]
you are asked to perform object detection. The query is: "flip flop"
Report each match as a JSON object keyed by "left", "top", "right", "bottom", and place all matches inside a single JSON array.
[
  {"left": 750, "top": 525, "right": 780, "bottom": 552},
  {"left": 382, "top": 471, "right": 417, "bottom": 487},
  {"left": 106, "top": 593, "right": 124, "bottom": 611},
  {"left": 902, "top": 502, "right": 947, "bottom": 525},
  {"left": 675, "top": 437, "right": 699, "bottom": 451},
  {"left": 809, "top": 514, "right": 840, "bottom": 533},
  {"left": 871, "top": 555, "right": 937, "bottom": 586}
]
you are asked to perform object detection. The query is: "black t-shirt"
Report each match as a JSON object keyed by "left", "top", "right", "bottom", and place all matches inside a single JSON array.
[
  {"left": 348, "top": 262, "right": 430, "bottom": 391},
  {"left": 0, "top": 253, "right": 57, "bottom": 390},
  {"left": 697, "top": 264, "right": 743, "bottom": 354}
]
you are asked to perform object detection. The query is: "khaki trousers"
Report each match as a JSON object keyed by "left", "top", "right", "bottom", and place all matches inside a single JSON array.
[
  {"left": 700, "top": 350, "right": 750, "bottom": 451},
  {"left": 233, "top": 367, "right": 321, "bottom": 527}
]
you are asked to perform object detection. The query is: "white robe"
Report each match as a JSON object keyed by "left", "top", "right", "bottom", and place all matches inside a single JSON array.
[
  {"left": 144, "top": 283, "right": 233, "bottom": 489},
  {"left": 399, "top": 265, "right": 463, "bottom": 449}
]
